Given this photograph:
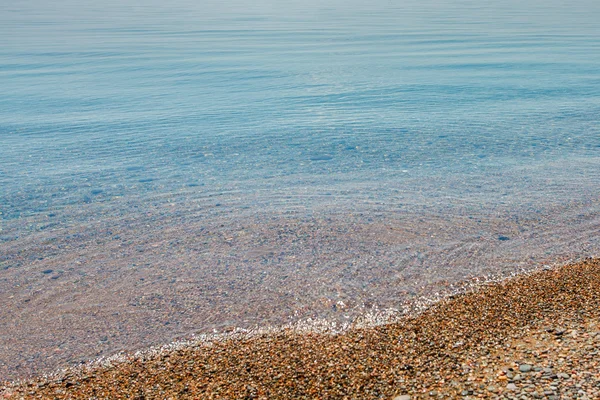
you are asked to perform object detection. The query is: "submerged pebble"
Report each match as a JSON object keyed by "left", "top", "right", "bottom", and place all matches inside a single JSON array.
[{"left": 309, "top": 155, "right": 333, "bottom": 161}]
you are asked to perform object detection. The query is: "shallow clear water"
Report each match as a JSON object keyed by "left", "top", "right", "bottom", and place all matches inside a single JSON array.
[{"left": 1, "top": 0, "right": 600, "bottom": 379}]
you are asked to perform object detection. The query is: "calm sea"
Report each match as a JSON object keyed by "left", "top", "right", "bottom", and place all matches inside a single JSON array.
[{"left": 1, "top": 0, "right": 600, "bottom": 379}]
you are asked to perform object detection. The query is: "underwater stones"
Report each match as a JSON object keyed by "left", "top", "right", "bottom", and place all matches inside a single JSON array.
[
  {"left": 125, "top": 166, "right": 145, "bottom": 172},
  {"left": 309, "top": 154, "right": 333, "bottom": 161}
]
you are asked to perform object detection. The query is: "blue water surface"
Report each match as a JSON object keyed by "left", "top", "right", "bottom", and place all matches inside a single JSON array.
[{"left": 2, "top": 0, "right": 600, "bottom": 222}]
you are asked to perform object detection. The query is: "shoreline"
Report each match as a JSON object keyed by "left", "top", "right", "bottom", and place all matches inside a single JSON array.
[
  {"left": 3, "top": 257, "right": 599, "bottom": 399},
  {"left": 3, "top": 202, "right": 598, "bottom": 382}
]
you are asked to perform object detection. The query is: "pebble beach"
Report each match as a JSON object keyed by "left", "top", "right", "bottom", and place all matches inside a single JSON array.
[{"left": 2, "top": 257, "right": 599, "bottom": 399}]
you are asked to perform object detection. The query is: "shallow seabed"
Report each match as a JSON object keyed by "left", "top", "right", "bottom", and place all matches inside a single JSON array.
[{"left": 2, "top": 165, "right": 600, "bottom": 380}]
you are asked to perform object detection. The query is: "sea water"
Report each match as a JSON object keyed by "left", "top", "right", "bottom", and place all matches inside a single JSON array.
[{"left": 1, "top": 0, "right": 600, "bottom": 379}]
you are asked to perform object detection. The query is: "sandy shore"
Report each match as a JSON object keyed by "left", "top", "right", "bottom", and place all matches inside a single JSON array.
[{"left": 2, "top": 257, "right": 599, "bottom": 399}]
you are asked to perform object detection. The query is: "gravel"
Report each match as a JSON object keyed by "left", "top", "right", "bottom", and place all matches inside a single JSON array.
[{"left": 2, "top": 258, "right": 600, "bottom": 399}]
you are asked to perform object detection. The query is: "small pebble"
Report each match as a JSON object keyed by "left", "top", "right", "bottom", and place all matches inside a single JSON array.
[{"left": 519, "top": 364, "right": 532, "bottom": 373}]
